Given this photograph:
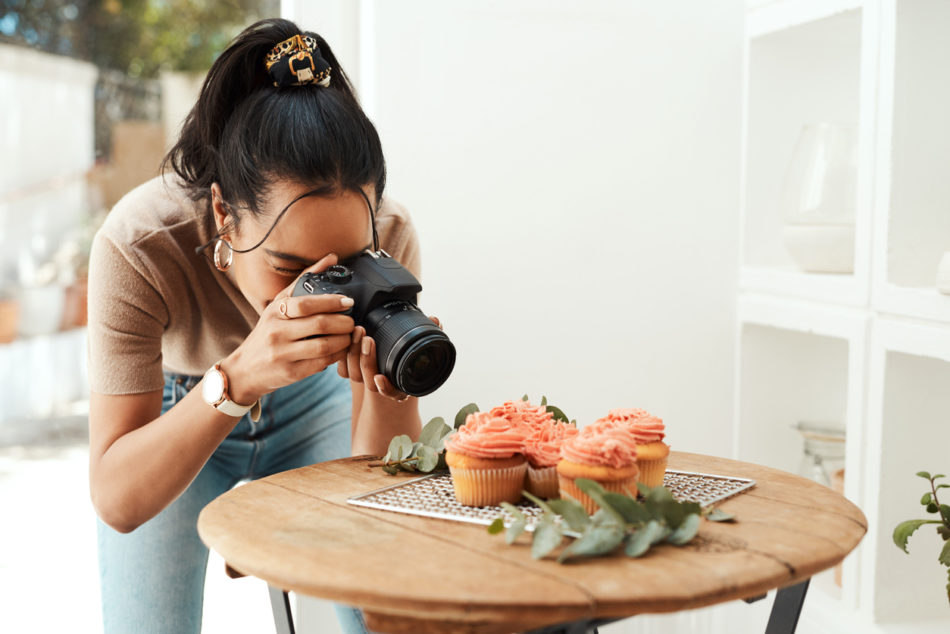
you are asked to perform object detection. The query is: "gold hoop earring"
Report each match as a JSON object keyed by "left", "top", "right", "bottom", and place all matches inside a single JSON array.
[{"left": 213, "top": 238, "right": 233, "bottom": 271}]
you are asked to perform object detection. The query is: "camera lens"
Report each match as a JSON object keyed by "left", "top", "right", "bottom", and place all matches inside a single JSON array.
[{"left": 365, "top": 302, "right": 456, "bottom": 396}]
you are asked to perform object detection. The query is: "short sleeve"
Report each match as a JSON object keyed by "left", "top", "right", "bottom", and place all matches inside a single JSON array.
[
  {"left": 376, "top": 198, "right": 422, "bottom": 280},
  {"left": 87, "top": 231, "right": 169, "bottom": 394}
]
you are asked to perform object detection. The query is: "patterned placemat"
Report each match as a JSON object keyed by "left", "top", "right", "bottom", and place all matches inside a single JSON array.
[{"left": 347, "top": 469, "right": 755, "bottom": 530}]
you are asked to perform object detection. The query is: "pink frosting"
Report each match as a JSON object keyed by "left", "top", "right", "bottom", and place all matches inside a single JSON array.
[
  {"left": 559, "top": 420, "right": 638, "bottom": 469},
  {"left": 443, "top": 411, "right": 528, "bottom": 459},
  {"left": 489, "top": 399, "right": 554, "bottom": 430},
  {"left": 604, "top": 408, "right": 666, "bottom": 443},
  {"left": 523, "top": 420, "right": 579, "bottom": 468}
]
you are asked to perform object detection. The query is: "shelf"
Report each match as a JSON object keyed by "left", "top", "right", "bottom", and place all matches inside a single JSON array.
[
  {"left": 860, "top": 332, "right": 950, "bottom": 625},
  {"left": 741, "top": 6, "right": 869, "bottom": 281},
  {"left": 747, "top": 0, "right": 864, "bottom": 39},
  {"left": 873, "top": 0, "right": 950, "bottom": 309},
  {"left": 740, "top": 266, "right": 868, "bottom": 306},
  {"left": 738, "top": 291, "right": 868, "bottom": 340},
  {"left": 735, "top": 324, "right": 852, "bottom": 476}
]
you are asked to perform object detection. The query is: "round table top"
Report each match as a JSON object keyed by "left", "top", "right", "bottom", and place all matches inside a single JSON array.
[{"left": 197, "top": 451, "right": 866, "bottom": 634}]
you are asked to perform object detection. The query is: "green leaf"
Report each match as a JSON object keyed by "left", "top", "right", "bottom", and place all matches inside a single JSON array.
[
  {"left": 637, "top": 482, "right": 653, "bottom": 497},
  {"left": 602, "top": 492, "right": 651, "bottom": 524},
  {"left": 574, "top": 479, "right": 626, "bottom": 525},
  {"left": 546, "top": 405, "right": 569, "bottom": 424},
  {"left": 547, "top": 498, "right": 591, "bottom": 533},
  {"left": 934, "top": 474, "right": 946, "bottom": 480},
  {"left": 454, "top": 403, "right": 480, "bottom": 429},
  {"left": 522, "top": 394, "right": 530, "bottom": 401},
  {"left": 917, "top": 471, "right": 933, "bottom": 480},
  {"left": 415, "top": 445, "right": 439, "bottom": 472},
  {"left": 418, "top": 417, "right": 451, "bottom": 450},
  {"left": 557, "top": 523, "right": 625, "bottom": 562},
  {"left": 706, "top": 508, "right": 737, "bottom": 523},
  {"left": 937, "top": 484, "right": 950, "bottom": 490},
  {"left": 531, "top": 515, "right": 563, "bottom": 559},
  {"left": 940, "top": 540, "right": 950, "bottom": 567},
  {"left": 521, "top": 490, "right": 555, "bottom": 515},
  {"left": 501, "top": 502, "right": 527, "bottom": 544},
  {"left": 894, "top": 519, "right": 942, "bottom": 553},
  {"left": 488, "top": 518, "right": 505, "bottom": 534},
  {"left": 928, "top": 503, "right": 940, "bottom": 514},
  {"left": 625, "top": 520, "right": 665, "bottom": 557},
  {"left": 667, "top": 514, "right": 702, "bottom": 545},
  {"left": 381, "top": 464, "right": 399, "bottom": 475},
  {"left": 941, "top": 505, "right": 950, "bottom": 519},
  {"left": 937, "top": 525, "right": 950, "bottom": 541},
  {"left": 922, "top": 493, "right": 934, "bottom": 506},
  {"left": 388, "top": 435, "right": 413, "bottom": 461},
  {"left": 540, "top": 395, "right": 548, "bottom": 407}
]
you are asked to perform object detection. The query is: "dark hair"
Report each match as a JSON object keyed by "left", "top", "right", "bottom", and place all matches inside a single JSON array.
[{"left": 163, "top": 18, "right": 385, "bottom": 225}]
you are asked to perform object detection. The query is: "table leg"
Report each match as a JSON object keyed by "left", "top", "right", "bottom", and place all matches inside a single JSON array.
[
  {"left": 764, "top": 579, "right": 810, "bottom": 634},
  {"left": 267, "top": 585, "right": 296, "bottom": 634}
]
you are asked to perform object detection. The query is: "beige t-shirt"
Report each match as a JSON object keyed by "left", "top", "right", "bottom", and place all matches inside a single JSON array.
[{"left": 87, "top": 176, "right": 421, "bottom": 395}]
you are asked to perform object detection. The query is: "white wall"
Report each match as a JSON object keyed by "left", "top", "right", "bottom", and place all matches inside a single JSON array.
[{"left": 289, "top": 1, "right": 743, "bottom": 632}]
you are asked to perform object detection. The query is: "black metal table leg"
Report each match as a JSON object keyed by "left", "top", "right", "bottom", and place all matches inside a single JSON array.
[
  {"left": 765, "top": 579, "right": 810, "bottom": 634},
  {"left": 268, "top": 585, "right": 296, "bottom": 634}
]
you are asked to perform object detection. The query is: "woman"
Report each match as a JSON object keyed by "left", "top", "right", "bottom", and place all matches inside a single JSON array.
[{"left": 87, "top": 18, "right": 428, "bottom": 633}]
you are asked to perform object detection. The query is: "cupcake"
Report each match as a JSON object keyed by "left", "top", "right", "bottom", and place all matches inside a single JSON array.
[
  {"left": 522, "top": 419, "right": 579, "bottom": 499},
  {"left": 444, "top": 411, "right": 529, "bottom": 506},
  {"left": 605, "top": 408, "right": 669, "bottom": 488},
  {"left": 557, "top": 421, "right": 639, "bottom": 514}
]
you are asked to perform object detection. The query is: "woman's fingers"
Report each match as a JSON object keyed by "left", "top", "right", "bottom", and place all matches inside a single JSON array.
[
  {"left": 273, "top": 294, "right": 353, "bottom": 320},
  {"left": 345, "top": 327, "right": 365, "bottom": 383},
  {"left": 284, "top": 333, "right": 352, "bottom": 363},
  {"left": 429, "top": 315, "right": 442, "bottom": 330},
  {"left": 274, "top": 252, "right": 339, "bottom": 301},
  {"left": 372, "top": 373, "right": 410, "bottom": 401},
  {"left": 360, "top": 336, "right": 410, "bottom": 402},
  {"left": 280, "top": 312, "right": 355, "bottom": 341}
]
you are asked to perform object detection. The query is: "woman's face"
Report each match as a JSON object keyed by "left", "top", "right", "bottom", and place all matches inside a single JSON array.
[{"left": 211, "top": 181, "right": 373, "bottom": 314}]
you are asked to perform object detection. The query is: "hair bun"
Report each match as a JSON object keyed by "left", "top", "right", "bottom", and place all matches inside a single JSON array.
[{"left": 265, "top": 34, "right": 332, "bottom": 88}]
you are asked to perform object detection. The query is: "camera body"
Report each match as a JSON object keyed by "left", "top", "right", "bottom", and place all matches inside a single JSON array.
[{"left": 292, "top": 250, "right": 455, "bottom": 396}]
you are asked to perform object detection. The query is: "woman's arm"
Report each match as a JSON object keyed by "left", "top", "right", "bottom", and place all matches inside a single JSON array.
[{"left": 88, "top": 388, "right": 243, "bottom": 533}]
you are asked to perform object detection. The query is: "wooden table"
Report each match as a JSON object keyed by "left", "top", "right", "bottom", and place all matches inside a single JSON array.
[{"left": 197, "top": 451, "right": 866, "bottom": 634}]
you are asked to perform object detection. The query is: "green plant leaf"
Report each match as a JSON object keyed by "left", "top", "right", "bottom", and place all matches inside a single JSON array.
[
  {"left": 602, "top": 492, "right": 651, "bottom": 525},
  {"left": 522, "top": 394, "right": 530, "bottom": 401},
  {"left": 501, "top": 502, "right": 527, "bottom": 544},
  {"left": 547, "top": 498, "right": 591, "bottom": 533},
  {"left": 894, "top": 519, "right": 942, "bottom": 553},
  {"left": 937, "top": 525, "right": 950, "bottom": 541},
  {"left": 418, "top": 417, "right": 451, "bottom": 450},
  {"left": 625, "top": 520, "right": 665, "bottom": 558},
  {"left": 934, "top": 474, "right": 946, "bottom": 480},
  {"left": 415, "top": 445, "right": 439, "bottom": 472},
  {"left": 937, "top": 484, "right": 950, "bottom": 490},
  {"left": 388, "top": 435, "right": 412, "bottom": 462},
  {"left": 546, "top": 405, "right": 569, "bottom": 424},
  {"left": 381, "top": 464, "right": 399, "bottom": 475},
  {"left": 940, "top": 505, "right": 950, "bottom": 519},
  {"left": 940, "top": 540, "right": 950, "bottom": 567},
  {"left": 667, "top": 513, "right": 702, "bottom": 545},
  {"left": 540, "top": 395, "right": 548, "bottom": 407},
  {"left": 454, "top": 403, "right": 480, "bottom": 429},
  {"left": 706, "top": 508, "right": 737, "bottom": 523},
  {"left": 922, "top": 493, "right": 934, "bottom": 506},
  {"left": 532, "top": 515, "right": 563, "bottom": 559},
  {"left": 574, "top": 479, "right": 626, "bottom": 524},
  {"left": 637, "top": 482, "right": 653, "bottom": 497},
  {"left": 928, "top": 503, "right": 940, "bottom": 514},
  {"left": 488, "top": 518, "right": 505, "bottom": 534},
  {"left": 521, "top": 490, "right": 555, "bottom": 515},
  {"left": 557, "top": 523, "right": 625, "bottom": 562},
  {"left": 917, "top": 471, "right": 933, "bottom": 480}
]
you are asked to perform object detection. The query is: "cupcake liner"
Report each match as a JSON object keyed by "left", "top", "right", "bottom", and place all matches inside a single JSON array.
[
  {"left": 449, "top": 462, "right": 528, "bottom": 507},
  {"left": 636, "top": 457, "right": 669, "bottom": 488},
  {"left": 558, "top": 474, "right": 638, "bottom": 515},
  {"left": 525, "top": 465, "right": 559, "bottom": 500}
]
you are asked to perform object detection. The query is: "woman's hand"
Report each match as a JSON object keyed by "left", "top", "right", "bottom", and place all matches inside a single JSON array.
[
  {"left": 338, "top": 316, "right": 442, "bottom": 402},
  {"left": 221, "top": 254, "right": 356, "bottom": 404}
]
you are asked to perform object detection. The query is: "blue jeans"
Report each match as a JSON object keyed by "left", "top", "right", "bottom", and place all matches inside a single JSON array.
[{"left": 97, "top": 369, "right": 368, "bottom": 634}]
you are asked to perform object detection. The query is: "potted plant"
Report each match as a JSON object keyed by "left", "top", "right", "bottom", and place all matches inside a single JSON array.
[{"left": 893, "top": 471, "right": 950, "bottom": 604}]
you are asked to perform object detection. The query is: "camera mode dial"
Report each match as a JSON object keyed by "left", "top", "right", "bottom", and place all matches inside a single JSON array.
[{"left": 326, "top": 264, "right": 353, "bottom": 284}]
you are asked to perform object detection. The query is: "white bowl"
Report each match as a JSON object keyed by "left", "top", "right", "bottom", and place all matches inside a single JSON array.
[{"left": 782, "top": 224, "right": 855, "bottom": 274}]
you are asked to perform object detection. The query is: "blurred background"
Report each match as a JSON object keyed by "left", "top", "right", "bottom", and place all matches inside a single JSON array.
[{"left": 2, "top": 0, "right": 950, "bottom": 633}]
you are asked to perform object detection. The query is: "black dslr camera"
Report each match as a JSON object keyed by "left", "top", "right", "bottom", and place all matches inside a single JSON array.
[{"left": 292, "top": 250, "right": 456, "bottom": 397}]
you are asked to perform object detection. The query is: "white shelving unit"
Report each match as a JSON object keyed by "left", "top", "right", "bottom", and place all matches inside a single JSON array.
[{"left": 737, "top": 1, "right": 950, "bottom": 632}]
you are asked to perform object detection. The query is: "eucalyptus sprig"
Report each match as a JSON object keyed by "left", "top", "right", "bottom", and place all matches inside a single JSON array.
[
  {"left": 521, "top": 393, "right": 576, "bottom": 426},
  {"left": 488, "top": 480, "right": 735, "bottom": 563},
  {"left": 893, "top": 471, "right": 950, "bottom": 604}
]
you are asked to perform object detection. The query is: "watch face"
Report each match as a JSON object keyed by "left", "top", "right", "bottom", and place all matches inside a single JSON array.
[{"left": 202, "top": 369, "right": 225, "bottom": 404}]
